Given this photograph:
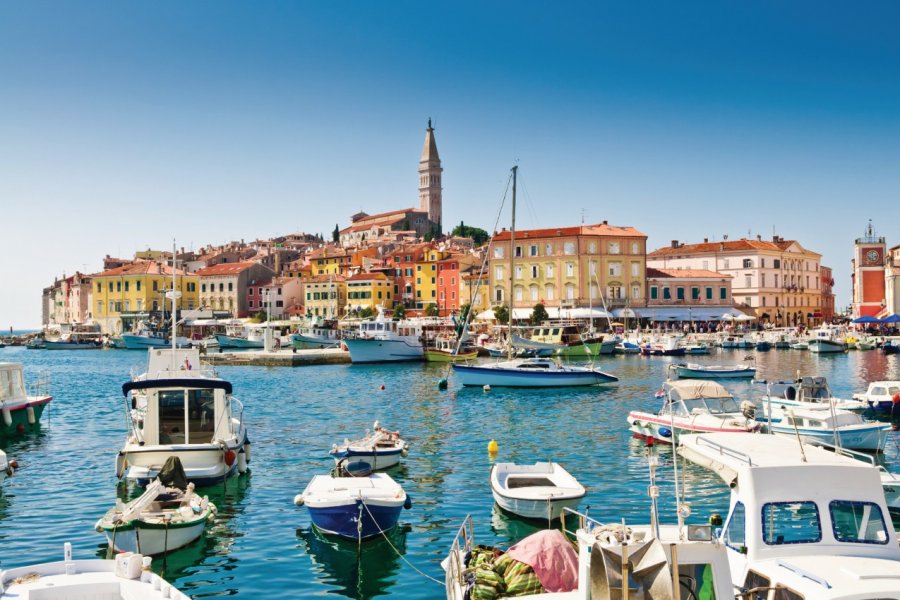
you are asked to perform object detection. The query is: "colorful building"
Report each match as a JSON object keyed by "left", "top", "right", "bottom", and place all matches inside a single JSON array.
[
  {"left": 307, "top": 246, "right": 352, "bottom": 276},
  {"left": 645, "top": 268, "right": 733, "bottom": 321},
  {"left": 304, "top": 275, "right": 346, "bottom": 318},
  {"left": 385, "top": 244, "right": 429, "bottom": 308},
  {"left": 414, "top": 247, "right": 449, "bottom": 310},
  {"left": 345, "top": 272, "right": 393, "bottom": 315},
  {"left": 194, "top": 261, "right": 275, "bottom": 318}
]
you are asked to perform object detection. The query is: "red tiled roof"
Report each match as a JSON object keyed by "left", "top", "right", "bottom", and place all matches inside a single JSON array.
[
  {"left": 647, "top": 268, "right": 732, "bottom": 279},
  {"left": 193, "top": 261, "right": 261, "bottom": 276},
  {"left": 492, "top": 223, "right": 646, "bottom": 241},
  {"left": 305, "top": 274, "right": 347, "bottom": 283},
  {"left": 347, "top": 272, "right": 389, "bottom": 281},
  {"left": 648, "top": 238, "right": 799, "bottom": 257},
  {"left": 96, "top": 262, "right": 188, "bottom": 278}
]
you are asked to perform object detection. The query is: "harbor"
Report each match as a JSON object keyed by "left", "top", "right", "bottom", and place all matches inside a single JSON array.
[{"left": 1, "top": 344, "right": 899, "bottom": 598}]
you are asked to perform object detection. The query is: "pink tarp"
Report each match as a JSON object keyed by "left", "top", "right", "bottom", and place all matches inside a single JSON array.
[{"left": 507, "top": 529, "right": 578, "bottom": 593}]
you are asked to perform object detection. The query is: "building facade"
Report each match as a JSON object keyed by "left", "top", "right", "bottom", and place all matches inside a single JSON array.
[
  {"left": 851, "top": 222, "right": 887, "bottom": 319},
  {"left": 194, "top": 261, "right": 275, "bottom": 318},
  {"left": 345, "top": 272, "right": 393, "bottom": 315},
  {"left": 645, "top": 268, "right": 733, "bottom": 321},
  {"left": 304, "top": 275, "right": 346, "bottom": 318}
]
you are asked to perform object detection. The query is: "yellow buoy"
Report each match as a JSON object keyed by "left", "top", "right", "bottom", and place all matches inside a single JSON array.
[{"left": 487, "top": 439, "right": 499, "bottom": 455}]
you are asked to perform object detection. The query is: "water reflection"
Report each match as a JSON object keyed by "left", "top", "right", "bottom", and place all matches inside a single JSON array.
[
  {"left": 489, "top": 504, "right": 544, "bottom": 544},
  {"left": 297, "top": 524, "right": 408, "bottom": 599}
]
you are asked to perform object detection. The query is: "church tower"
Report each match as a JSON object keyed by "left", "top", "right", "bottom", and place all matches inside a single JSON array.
[
  {"left": 418, "top": 119, "right": 443, "bottom": 230},
  {"left": 852, "top": 220, "right": 886, "bottom": 318}
]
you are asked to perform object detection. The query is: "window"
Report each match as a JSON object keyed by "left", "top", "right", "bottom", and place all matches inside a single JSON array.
[
  {"left": 650, "top": 287, "right": 658, "bottom": 300},
  {"left": 744, "top": 275, "right": 751, "bottom": 288},
  {"left": 544, "top": 284, "right": 555, "bottom": 301},
  {"left": 608, "top": 241, "right": 620, "bottom": 254},
  {"left": 153, "top": 281, "right": 158, "bottom": 291},
  {"left": 203, "top": 283, "right": 208, "bottom": 293},
  {"left": 589, "top": 262, "right": 597, "bottom": 276},
  {"left": 588, "top": 241, "right": 596, "bottom": 253},
  {"left": 691, "top": 287, "right": 700, "bottom": 300},
  {"left": 608, "top": 262, "right": 622, "bottom": 277},
  {"left": 566, "top": 263, "right": 574, "bottom": 277},
  {"left": 743, "top": 259, "right": 753, "bottom": 268},
  {"left": 706, "top": 287, "right": 713, "bottom": 300},
  {"left": 515, "top": 246, "right": 522, "bottom": 258},
  {"left": 97, "top": 283, "right": 102, "bottom": 293},
  {"left": 630, "top": 242, "right": 639, "bottom": 254},
  {"left": 742, "top": 572, "right": 770, "bottom": 597},
  {"left": 761, "top": 274, "right": 766, "bottom": 287},
  {"left": 676, "top": 287, "right": 685, "bottom": 300},
  {"left": 97, "top": 300, "right": 102, "bottom": 314},
  {"left": 531, "top": 265, "right": 538, "bottom": 278},
  {"left": 830, "top": 501, "right": 889, "bottom": 544},
  {"left": 631, "top": 284, "right": 640, "bottom": 299},
  {"left": 724, "top": 502, "right": 746, "bottom": 551},
  {"left": 228, "top": 282, "right": 234, "bottom": 292},
  {"left": 720, "top": 287, "right": 727, "bottom": 300},
  {"left": 762, "top": 501, "right": 821, "bottom": 545},
  {"left": 663, "top": 287, "right": 672, "bottom": 300},
  {"left": 564, "top": 242, "right": 575, "bottom": 255},
  {"left": 515, "top": 266, "right": 523, "bottom": 280},
  {"left": 495, "top": 266, "right": 504, "bottom": 281},
  {"left": 631, "top": 262, "right": 640, "bottom": 277},
  {"left": 590, "top": 283, "right": 598, "bottom": 299},
  {"left": 494, "top": 247, "right": 504, "bottom": 259},
  {"left": 607, "top": 285, "right": 622, "bottom": 299},
  {"left": 774, "top": 259, "right": 781, "bottom": 268},
  {"left": 530, "top": 245, "right": 537, "bottom": 257},
  {"left": 545, "top": 264, "right": 554, "bottom": 278},
  {"left": 439, "top": 277, "right": 444, "bottom": 285},
  {"left": 495, "top": 288, "right": 504, "bottom": 302},
  {"left": 565, "top": 284, "right": 575, "bottom": 300},
  {"left": 702, "top": 260, "right": 708, "bottom": 270},
  {"left": 124, "top": 281, "right": 129, "bottom": 292},
  {"left": 544, "top": 243, "right": 553, "bottom": 256},
  {"left": 514, "top": 286, "right": 523, "bottom": 301},
  {"left": 530, "top": 286, "right": 539, "bottom": 301}
]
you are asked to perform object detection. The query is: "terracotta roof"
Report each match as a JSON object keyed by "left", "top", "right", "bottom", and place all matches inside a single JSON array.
[
  {"left": 96, "top": 262, "right": 188, "bottom": 278},
  {"left": 492, "top": 223, "right": 646, "bottom": 241},
  {"left": 307, "top": 246, "right": 350, "bottom": 259},
  {"left": 193, "top": 261, "right": 262, "bottom": 276},
  {"left": 341, "top": 215, "right": 407, "bottom": 234},
  {"left": 648, "top": 238, "right": 798, "bottom": 257},
  {"left": 347, "top": 272, "right": 389, "bottom": 282},
  {"left": 647, "top": 268, "right": 732, "bottom": 279},
  {"left": 305, "top": 274, "right": 347, "bottom": 284}
]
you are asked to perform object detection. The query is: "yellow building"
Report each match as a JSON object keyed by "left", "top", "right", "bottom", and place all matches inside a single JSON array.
[
  {"left": 413, "top": 247, "right": 449, "bottom": 310},
  {"left": 345, "top": 272, "right": 393, "bottom": 315},
  {"left": 489, "top": 223, "right": 647, "bottom": 317},
  {"left": 93, "top": 262, "right": 200, "bottom": 334},
  {"left": 460, "top": 266, "right": 490, "bottom": 318},
  {"left": 307, "top": 246, "right": 351, "bottom": 276},
  {"left": 304, "top": 275, "right": 347, "bottom": 319}
]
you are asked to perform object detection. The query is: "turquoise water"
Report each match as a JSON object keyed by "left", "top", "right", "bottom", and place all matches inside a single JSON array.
[{"left": 1, "top": 346, "right": 899, "bottom": 599}]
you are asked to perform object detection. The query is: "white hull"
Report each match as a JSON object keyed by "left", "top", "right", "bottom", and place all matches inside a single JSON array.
[
  {"left": 808, "top": 339, "right": 846, "bottom": 353},
  {"left": 490, "top": 462, "right": 586, "bottom": 521},
  {"left": 768, "top": 425, "right": 887, "bottom": 451},
  {"left": 627, "top": 412, "right": 757, "bottom": 443},
  {"left": 120, "top": 437, "right": 245, "bottom": 486},
  {"left": 452, "top": 359, "right": 617, "bottom": 387},
  {"left": 100, "top": 521, "right": 207, "bottom": 556},
  {"left": 344, "top": 338, "right": 423, "bottom": 363}
]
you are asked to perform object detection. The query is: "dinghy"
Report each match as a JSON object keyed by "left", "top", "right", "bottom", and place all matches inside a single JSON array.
[
  {"left": 490, "top": 462, "right": 586, "bottom": 521},
  {"left": 330, "top": 421, "right": 409, "bottom": 470},
  {"left": 0, "top": 449, "right": 16, "bottom": 485}
]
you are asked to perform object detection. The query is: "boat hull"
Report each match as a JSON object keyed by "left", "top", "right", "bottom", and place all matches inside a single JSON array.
[
  {"left": 331, "top": 447, "right": 404, "bottom": 470},
  {"left": 767, "top": 425, "right": 889, "bottom": 451},
  {"left": 344, "top": 338, "right": 423, "bottom": 363},
  {"left": 808, "top": 340, "right": 846, "bottom": 353},
  {"left": 1, "top": 396, "right": 52, "bottom": 436},
  {"left": 121, "top": 335, "right": 190, "bottom": 349},
  {"left": 215, "top": 335, "right": 264, "bottom": 349},
  {"left": 120, "top": 438, "right": 246, "bottom": 487},
  {"left": 98, "top": 517, "right": 210, "bottom": 555},
  {"left": 674, "top": 366, "right": 756, "bottom": 379},
  {"left": 452, "top": 364, "right": 617, "bottom": 387},
  {"left": 307, "top": 500, "right": 403, "bottom": 540},
  {"left": 43, "top": 341, "right": 100, "bottom": 350},
  {"left": 424, "top": 349, "right": 479, "bottom": 362},
  {"left": 291, "top": 334, "right": 340, "bottom": 349},
  {"left": 627, "top": 412, "right": 758, "bottom": 444},
  {"left": 492, "top": 493, "right": 583, "bottom": 521}
]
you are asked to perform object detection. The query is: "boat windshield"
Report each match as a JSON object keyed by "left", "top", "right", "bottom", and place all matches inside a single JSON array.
[
  {"left": 678, "top": 396, "right": 740, "bottom": 415},
  {"left": 0, "top": 368, "right": 26, "bottom": 401}
]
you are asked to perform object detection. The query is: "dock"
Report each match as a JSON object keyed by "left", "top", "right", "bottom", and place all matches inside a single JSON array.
[{"left": 201, "top": 347, "right": 351, "bottom": 367}]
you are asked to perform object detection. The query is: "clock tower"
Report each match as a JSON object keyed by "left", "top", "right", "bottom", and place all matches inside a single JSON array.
[{"left": 851, "top": 220, "right": 886, "bottom": 318}]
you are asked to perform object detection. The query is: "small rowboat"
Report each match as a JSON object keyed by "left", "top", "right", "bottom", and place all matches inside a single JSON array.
[
  {"left": 672, "top": 362, "right": 756, "bottom": 379},
  {"left": 330, "top": 421, "right": 409, "bottom": 470},
  {"left": 490, "top": 462, "right": 586, "bottom": 521},
  {"left": 0, "top": 449, "right": 17, "bottom": 485}
]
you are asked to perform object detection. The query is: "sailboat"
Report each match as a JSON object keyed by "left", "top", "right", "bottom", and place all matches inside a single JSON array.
[{"left": 451, "top": 166, "right": 619, "bottom": 388}]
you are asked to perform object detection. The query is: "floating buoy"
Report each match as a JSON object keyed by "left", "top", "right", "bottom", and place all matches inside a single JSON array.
[
  {"left": 438, "top": 378, "right": 448, "bottom": 390},
  {"left": 224, "top": 449, "right": 236, "bottom": 466},
  {"left": 26, "top": 405, "right": 35, "bottom": 425},
  {"left": 293, "top": 494, "right": 305, "bottom": 506},
  {"left": 380, "top": 384, "right": 385, "bottom": 391},
  {"left": 488, "top": 439, "right": 499, "bottom": 454},
  {"left": 9, "top": 460, "right": 18, "bottom": 471},
  {"left": 403, "top": 495, "right": 412, "bottom": 510},
  {"left": 483, "top": 384, "right": 491, "bottom": 392}
]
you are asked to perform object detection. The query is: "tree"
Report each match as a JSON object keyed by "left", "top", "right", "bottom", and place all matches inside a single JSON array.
[
  {"left": 451, "top": 221, "right": 490, "bottom": 245},
  {"left": 459, "top": 303, "right": 471, "bottom": 323},
  {"left": 253, "top": 311, "right": 268, "bottom": 322},
  {"left": 531, "top": 303, "right": 549, "bottom": 325},
  {"left": 494, "top": 304, "right": 510, "bottom": 325},
  {"left": 424, "top": 231, "right": 434, "bottom": 242},
  {"left": 358, "top": 307, "right": 374, "bottom": 319},
  {"left": 392, "top": 305, "right": 406, "bottom": 320},
  {"left": 424, "top": 303, "right": 439, "bottom": 317},
  {"left": 332, "top": 224, "right": 340, "bottom": 242}
]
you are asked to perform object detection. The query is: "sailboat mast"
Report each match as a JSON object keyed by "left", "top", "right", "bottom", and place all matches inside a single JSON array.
[
  {"left": 507, "top": 166, "right": 517, "bottom": 360},
  {"left": 171, "top": 240, "right": 178, "bottom": 362}
]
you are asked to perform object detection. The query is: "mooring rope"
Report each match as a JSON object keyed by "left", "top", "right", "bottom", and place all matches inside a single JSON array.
[{"left": 360, "top": 500, "right": 445, "bottom": 587}]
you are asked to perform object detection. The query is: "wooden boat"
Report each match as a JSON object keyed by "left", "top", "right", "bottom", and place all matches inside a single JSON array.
[
  {"left": 424, "top": 337, "right": 478, "bottom": 362},
  {"left": 0, "top": 542, "right": 190, "bottom": 599},
  {"left": 95, "top": 466, "right": 216, "bottom": 556},
  {"left": 329, "top": 421, "right": 409, "bottom": 470},
  {"left": 294, "top": 472, "right": 410, "bottom": 540},
  {"left": 672, "top": 362, "right": 756, "bottom": 379},
  {"left": 490, "top": 462, "right": 586, "bottom": 521},
  {"left": 0, "top": 362, "right": 52, "bottom": 436},
  {"left": 627, "top": 379, "right": 759, "bottom": 443}
]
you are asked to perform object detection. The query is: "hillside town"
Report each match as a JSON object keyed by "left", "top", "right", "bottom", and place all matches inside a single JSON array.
[{"left": 38, "top": 122, "right": 899, "bottom": 338}]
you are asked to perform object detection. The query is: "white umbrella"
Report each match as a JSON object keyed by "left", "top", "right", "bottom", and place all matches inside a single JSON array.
[{"left": 475, "top": 309, "right": 496, "bottom": 321}]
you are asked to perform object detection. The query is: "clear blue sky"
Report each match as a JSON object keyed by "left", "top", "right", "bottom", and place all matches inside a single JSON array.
[{"left": 3, "top": 1, "right": 899, "bottom": 328}]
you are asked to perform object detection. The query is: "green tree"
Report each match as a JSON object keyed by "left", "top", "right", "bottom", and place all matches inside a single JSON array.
[
  {"left": 424, "top": 231, "right": 434, "bottom": 242},
  {"left": 530, "top": 303, "right": 549, "bottom": 325},
  {"left": 451, "top": 221, "right": 490, "bottom": 245},
  {"left": 253, "top": 311, "right": 268, "bottom": 322},
  {"left": 424, "top": 303, "right": 440, "bottom": 317},
  {"left": 459, "top": 303, "right": 471, "bottom": 323},
  {"left": 358, "top": 307, "right": 374, "bottom": 319},
  {"left": 392, "top": 305, "right": 406, "bottom": 320},
  {"left": 493, "top": 304, "right": 510, "bottom": 325},
  {"left": 332, "top": 224, "right": 340, "bottom": 242}
]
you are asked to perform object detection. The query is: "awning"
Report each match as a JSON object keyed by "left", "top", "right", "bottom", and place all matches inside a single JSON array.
[
  {"left": 620, "top": 307, "right": 750, "bottom": 321},
  {"left": 476, "top": 307, "right": 612, "bottom": 321}
]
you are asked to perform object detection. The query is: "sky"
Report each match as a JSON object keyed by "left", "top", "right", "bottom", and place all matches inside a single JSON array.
[{"left": 2, "top": 1, "right": 900, "bottom": 328}]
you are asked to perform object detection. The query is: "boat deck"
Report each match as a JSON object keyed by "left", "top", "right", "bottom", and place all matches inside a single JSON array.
[{"left": 679, "top": 432, "right": 867, "bottom": 470}]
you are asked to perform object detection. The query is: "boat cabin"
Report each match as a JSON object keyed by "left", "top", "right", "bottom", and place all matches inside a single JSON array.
[
  {"left": 529, "top": 325, "right": 582, "bottom": 345},
  {"left": 661, "top": 380, "right": 742, "bottom": 417},
  {"left": 0, "top": 363, "right": 26, "bottom": 405}
]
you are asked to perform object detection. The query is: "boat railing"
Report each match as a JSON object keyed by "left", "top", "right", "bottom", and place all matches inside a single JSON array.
[
  {"left": 28, "top": 370, "right": 51, "bottom": 398},
  {"left": 809, "top": 438, "right": 877, "bottom": 465},
  {"left": 445, "top": 515, "right": 474, "bottom": 597},
  {"left": 559, "top": 507, "right": 604, "bottom": 538},
  {"left": 231, "top": 397, "right": 245, "bottom": 433},
  {"left": 695, "top": 435, "right": 754, "bottom": 466}
]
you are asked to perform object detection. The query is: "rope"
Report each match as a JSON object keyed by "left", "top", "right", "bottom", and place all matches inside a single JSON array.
[{"left": 360, "top": 499, "right": 445, "bottom": 587}]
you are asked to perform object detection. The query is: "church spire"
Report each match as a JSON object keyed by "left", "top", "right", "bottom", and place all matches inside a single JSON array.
[{"left": 419, "top": 119, "right": 443, "bottom": 229}]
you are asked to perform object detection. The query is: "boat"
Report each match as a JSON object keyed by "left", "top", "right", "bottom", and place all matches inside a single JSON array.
[
  {"left": 444, "top": 450, "right": 734, "bottom": 600},
  {"left": 0, "top": 450, "right": 16, "bottom": 485},
  {"left": 290, "top": 318, "right": 341, "bottom": 349},
  {"left": 329, "top": 421, "right": 409, "bottom": 470},
  {"left": 614, "top": 338, "right": 641, "bottom": 354},
  {"left": 754, "top": 340, "right": 771, "bottom": 351},
  {"left": 116, "top": 249, "right": 250, "bottom": 486},
  {"left": 671, "top": 362, "right": 756, "bottom": 379},
  {"left": 853, "top": 380, "right": 900, "bottom": 415},
  {"left": 216, "top": 324, "right": 265, "bottom": 349},
  {"left": 453, "top": 357, "right": 618, "bottom": 387},
  {"left": 511, "top": 325, "right": 613, "bottom": 357},
  {"left": 679, "top": 432, "right": 900, "bottom": 599},
  {"left": 760, "top": 375, "right": 868, "bottom": 413},
  {"left": 121, "top": 322, "right": 190, "bottom": 350},
  {"left": 95, "top": 460, "right": 216, "bottom": 556},
  {"left": 789, "top": 339, "right": 809, "bottom": 350},
  {"left": 683, "top": 341, "right": 711, "bottom": 354},
  {"left": 342, "top": 309, "right": 441, "bottom": 363},
  {"left": 490, "top": 462, "right": 586, "bottom": 522},
  {"left": 883, "top": 340, "right": 900, "bottom": 355},
  {"left": 43, "top": 331, "right": 102, "bottom": 350},
  {"left": 293, "top": 471, "right": 410, "bottom": 540},
  {"left": 25, "top": 338, "right": 45, "bottom": 349},
  {"left": 0, "top": 542, "right": 190, "bottom": 599},
  {"left": 423, "top": 337, "right": 478, "bottom": 362},
  {"left": 759, "top": 404, "right": 890, "bottom": 451},
  {"left": 856, "top": 336, "right": 877, "bottom": 350},
  {"left": 807, "top": 325, "right": 848, "bottom": 353},
  {"left": 627, "top": 379, "right": 760, "bottom": 443},
  {"left": 0, "top": 362, "right": 52, "bottom": 436},
  {"left": 639, "top": 335, "right": 685, "bottom": 356}
]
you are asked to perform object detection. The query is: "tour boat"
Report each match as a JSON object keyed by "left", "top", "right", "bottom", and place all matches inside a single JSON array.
[
  {"left": 43, "top": 331, "right": 102, "bottom": 350},
  {"left": 95, "top": 469, "right": 216, "bottom": 556},
  {"left": 511, "top": 325, "right": 612, "bottom": 357},
  {"left": 215, "top": 324, "right": 266, "bottom": 349},
  {"left": 330, "top": 421, "right": 409, "bottom": 470},
  {"left": 852, "top": 380, "right": 900, "bottom": 414},
  {"left": 453, "top": 357, "right": 618, "bottom": 388},
  {"left": 117, "top": 347, "right": 250, "bottom": 486},
  {"left": 0, "top": 362, "right": 52, "bottom": 436},
  {"left": 0, "top": 543, "right": 189, "bottom": 599},
  {"left": 671, "top": 362, "right": 756, "bottom": 379},
  {"left": 290, "top": 318, "right": 341, "bottom": 349},
  {"left": 627, "top": 379, "right": 759, "bottom": 443},
  {"left": 0, "top": 449, "right": 16, "bottom": 485},
  {"left": 294, "top": 472, "right": 410, "bottom": 540},
  {"left": 490, "top": 462, "right": 586, "bottom": 521},
  {"left": 679, "top": 432, "right": 900, "bottom": 599}
]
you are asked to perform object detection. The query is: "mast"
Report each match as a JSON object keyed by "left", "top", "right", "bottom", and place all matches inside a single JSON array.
[
  {"left": 507, "top": 166, "right": 517, "bottom": 360},
  {"left": 170, "top": 240, "right": 178, "bottom": 365}
]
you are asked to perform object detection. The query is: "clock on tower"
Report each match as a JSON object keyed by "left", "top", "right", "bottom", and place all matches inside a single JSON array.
[{"left": 865, "top": 249, "right": 881, "bottom": 265}]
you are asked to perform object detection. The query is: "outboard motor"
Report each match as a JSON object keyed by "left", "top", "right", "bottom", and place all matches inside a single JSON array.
[{"left": 740, "top": 400, "right": 756, "bottom": 420}]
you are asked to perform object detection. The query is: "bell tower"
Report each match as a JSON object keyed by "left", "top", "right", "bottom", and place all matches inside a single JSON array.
[
  {"left": 418, "top": 119, "right": 443, "bottom": 230},
  {"left": 852, "top": 219, "right": 886, "bottom": 318}
]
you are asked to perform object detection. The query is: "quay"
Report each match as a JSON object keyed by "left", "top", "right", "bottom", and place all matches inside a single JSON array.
[{"left": 201, "top": 347, "right": 351, "bottom": 367}]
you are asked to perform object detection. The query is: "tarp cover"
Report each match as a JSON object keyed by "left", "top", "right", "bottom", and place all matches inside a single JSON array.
[
  {"left": 158, "top": 456, "right": 189, "bottom": 490},
  {"left": 507, "top": 529, "right": 578, "bottom": 593}
]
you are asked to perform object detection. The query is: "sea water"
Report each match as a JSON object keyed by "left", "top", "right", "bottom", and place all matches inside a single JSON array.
[{"left": 0, "top": 346, "right": 898, "bottom": 599}]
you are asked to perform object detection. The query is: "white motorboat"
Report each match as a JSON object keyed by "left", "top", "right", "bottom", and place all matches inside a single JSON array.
[
  {"left": 294, "top": 472, "right": 410, "bottom": 540},
  {"left": 0, "top": 449, "right": 16, "bottom": 485},
  {"left": 760, "top": 375, "right": 868, "bottom": 413},
  {"left": 216, "top": 324, "right": 265, "bottom": 349},
  {"left": 671, "top": 362, "right": 756, "bottom": 379},
  {"left": 679, "top": 432, "right": 900, "bottom": 599},
  {"left": 853, "top": 380, "right": 900, "bottom": 415},
  {"left": 0, "top": 362, "right": 52, "bottom": 436},
  {"left": 627, "top": 379, "right": 760, "bottom": 443},
  {"left": 330, "top": 421, "right": 409, "bottom": 470},
  {"left": 807, "top": 325, "right": 847, "bottom": 353},
  {"left": 95, "top": 472, "right": 216, "bottom": 556},
  {"left": 452, "top": 357, "right": 618, "bottom": 388},
  {"left": 291, "top": 317, "right": 341, "bottom": 349},
  {"left": 0, "top": 542, "right": 189, "bottom": 599},
  {"left": 759, "top": 404, "right": 890, "bottom": 451},
  {"left": 343, "top": 311, "right": 445, "bottom": 363},
  {"left": 490, "top": 462, "right": 586, "bottom": 521}
]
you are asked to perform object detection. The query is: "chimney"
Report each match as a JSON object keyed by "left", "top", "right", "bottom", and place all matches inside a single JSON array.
[
  {"left": 757, "top": 234, "right": 762, "bottom": 241},
  {"left": 671, "top": 240, "right": 679, "bottom": 248},
  {"left": 602, "top": 220, "right": 608, "bottom": 225},
  {"left": 704, "top": 238, "right": 708, "bottom": 243}
]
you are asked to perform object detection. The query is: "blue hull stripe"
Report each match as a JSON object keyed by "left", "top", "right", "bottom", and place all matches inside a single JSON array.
[{"left": 307, "top": 501, "right": 402, "bottom": 540}]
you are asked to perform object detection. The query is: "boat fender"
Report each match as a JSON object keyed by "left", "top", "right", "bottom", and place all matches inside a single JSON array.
[
  {"left": 658, "top": 427, "right": 672, "bottom": 438},
  {"left": 592, "top": 523, "right": 631, "bottom": 545},
  {"left": 237, "top": 449, "right": 248, "bottom": 474},
  {"left": 893, "top": 393, "right": 900, "bottom": 404},
  {"left": 438, "top": 378, "right": 448, "bottom": 390},
  {"left": 293, "top": 494, "right": 305, "bottom": 506},
  {"left": 2, "top": 406, "right": 11, "bottom": 427},
  {"left": 244, "top": 440, "right": 251, "bottom": 463},
  {"left": 400, "top": 446, "right": 409, "bottom": 458},
  {"left": 26, "top": 405, "right": 36, "bottom": 425},
  {"left": 403, "top": 495, "right": 412, "bottom": 510},
  {"left": 224, "top": 449, "right": 236, "bottom": 466},
  {"left": 116, "top": 453, "right": 127, "bottom": 479}
]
